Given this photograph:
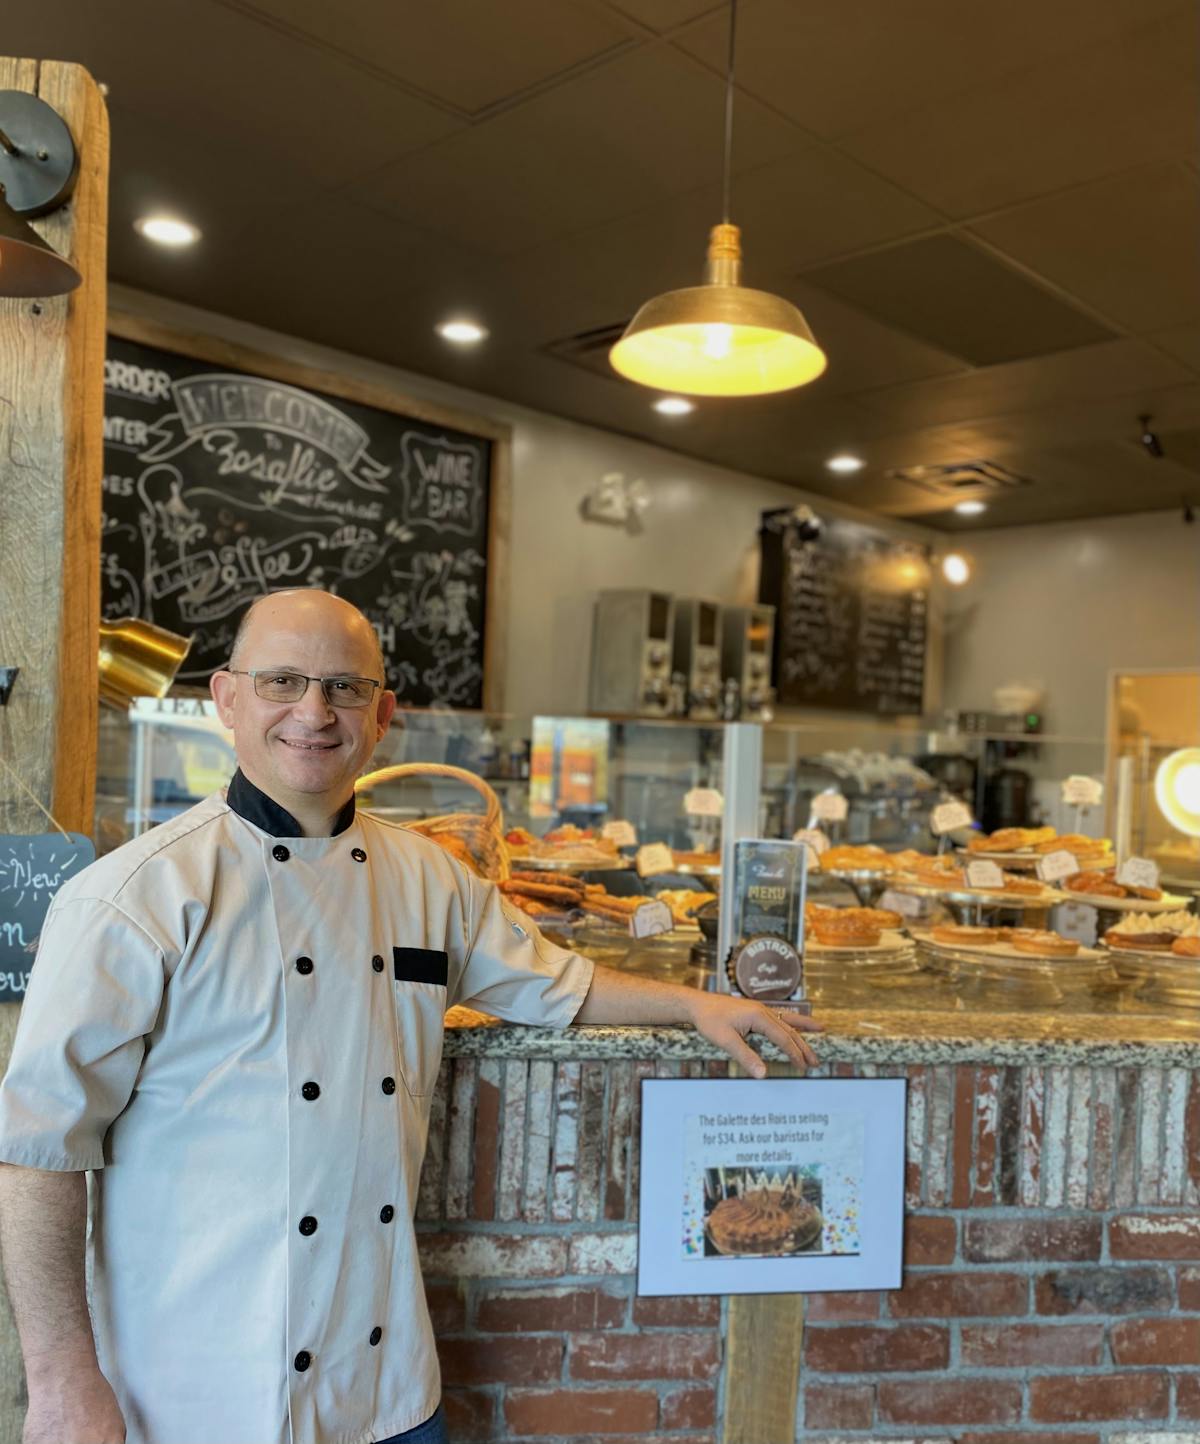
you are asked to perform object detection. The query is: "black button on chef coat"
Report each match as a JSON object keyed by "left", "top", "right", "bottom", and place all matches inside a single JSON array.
[
  {"left": 381, "top": 1077, "right": 395, "bottom": 1096},
  {"left": 369, "top": 1327, "right": 382, "bottom": 1347},
  {"left": 273, "top": 845, "right": 290, "bottom": 862},
  {"left": 379, "top": 1204, "right": 394, "bottom": 1223},
  {"left": 351, "top": 848, "right": 367, "bottom": 863},
  {"left": 301, "top": 1082, "right": 320, "bottom": 1101},
  {"left": 294, "top": 1351, "right": 311, "bottom": 1372},
  {"left": 296, "top": 957, "right": 314, "bottom": 975},
  {"left": 298, "top": 1216, "right": 318, "bottom": 1236}
]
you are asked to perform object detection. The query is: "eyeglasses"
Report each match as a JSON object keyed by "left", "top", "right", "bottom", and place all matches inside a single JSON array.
[{"left": 224, "top": 668, "right": 382, "bottom": 708}]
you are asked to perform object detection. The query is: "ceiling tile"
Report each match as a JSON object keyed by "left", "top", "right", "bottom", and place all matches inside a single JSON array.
[
  {"left": 839, "top": 8, "right": 1198, "bottom": 218},
  {"left": 350, "top": 44, "right": 806, "bottom": 254},
  {"left": 604, "top": 0, "right": 728, "bottom": 32},
  {"left": 5, "top": 0, "right": 462, "bottom": 187},
  {"left": 801, "top": 234, "right": 1115, "bottom": 365},
  {"left": 852, "top": 339, "right": 1191, "bottom": 430},
  {"left": 231, "top": 0, "right": 639, "bottom": 115},
  {"left": 673, "top": 0, "right": 1187, "bottom": 141},
  {"left": 1149, "top": 326, "right": 1200, "bottom": 375},
  {"left": 970, "top": 164, "right": 1200, "bottom": 331}
]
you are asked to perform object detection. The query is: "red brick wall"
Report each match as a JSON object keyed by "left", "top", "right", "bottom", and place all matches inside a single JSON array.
[{"left": 422, "top": 1051, "right": 1199, "bottom": 1442}]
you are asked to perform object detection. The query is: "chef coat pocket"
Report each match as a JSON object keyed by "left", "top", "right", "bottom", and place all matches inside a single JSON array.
[{"left": 392, "top": 948, "right": 449, "bottom": 1096}]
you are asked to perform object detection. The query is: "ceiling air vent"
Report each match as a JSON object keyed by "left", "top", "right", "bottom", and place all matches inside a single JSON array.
[
  {"left": 887, "top": 460, "right": 1034, "bottom": 498},
  {"left": 542, "top": 320, "right": 631, "bottom": 381}
]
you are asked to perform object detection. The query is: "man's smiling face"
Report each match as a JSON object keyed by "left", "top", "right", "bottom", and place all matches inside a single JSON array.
[{"left": 210, "top": 591, "right": 396, "bottom": 816}]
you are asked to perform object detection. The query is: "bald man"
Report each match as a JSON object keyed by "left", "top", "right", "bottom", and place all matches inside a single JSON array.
[{"left": 0, "top": 589, "right": 819, "bottom": 1444}]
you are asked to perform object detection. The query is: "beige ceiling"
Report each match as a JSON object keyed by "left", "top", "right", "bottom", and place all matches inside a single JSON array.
[{"left": 10, "top": 0, "right": 1200, "bottom": 529}]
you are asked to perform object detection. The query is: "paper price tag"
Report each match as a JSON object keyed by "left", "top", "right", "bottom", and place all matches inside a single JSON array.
[
  {"left": 1037, "top": 850, "right": 1080, "bottom": 884},
  {"left": 1054, "top": 902, "right": 1099, "bottom": 947},
  {"left": 880, "top": 888, "right": 923, "bottom": 919},
  {"left": 812, "top": 792, "right": 848, "bottom": 822},
  {"left": 1117, "top": 856, "right": 1160, "bottom": 890},
  {"left": 1062, "top": 775, "right": 1104, "bottom": 807},
  {"left": 965, "top": 860, "right": 1004, "bottom": 890},
  {"left": 931, "top": 801, "right": 973, "bottom": 835},
  {"left": 602, "top": 820, "right": 638, "bottom": 848},
  {"left": 683, "top": 787, "right": 724, "bottom": 817},
  {"left": 636, "top": 842, "right": 676, "bottom": 878},
  {"left": 792, "top": 827, "right": 830, "bottom": 855},
  {"left": 630, "top": 900, "right": 673, "bottom": 938}
]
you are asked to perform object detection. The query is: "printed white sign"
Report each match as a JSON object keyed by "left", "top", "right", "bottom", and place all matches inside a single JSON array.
[
  {"left": 879, "top": 888, "right": 923, "bottom": 919},
  {"left": 602, "top": 820, "right": 638, "bottom": 848},
  {"left": 636, "top": 842, "right": 676, "bottom": 878},
  {"left": 638, "top": 1077, "right": 906, "bottom": 1297},
  {"left": 931, "top": 802, "right": 973, "bottom": 835},
  {"left": 1117, "top": 856, "right": 1160, "bottom": 890},
  {"left": 684, "top": 788, "right": 724, "bottom": 818},
  {"left": 1036, "top": 850, "right": 1080, "bottom": 884},
  {"left": 965, "top": 860, "right": 1004, "bottom": 890},
  {"left": 1053, "top": 901, "right": 1099, "bottom": 947},
  {"left": 630, "top": 900, "right": 674, "bottom": 938},
  {"left": 1061, "top": 775, "right": 1104, "bottom": 807},
  {"left": 812, "top": 792, "right": 848, "bottom": 823}
]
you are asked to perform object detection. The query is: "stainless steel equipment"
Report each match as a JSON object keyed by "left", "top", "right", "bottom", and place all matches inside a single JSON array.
[
  {"left": 720, "top": 604, "right": 775, "bottom": 719},
  {"left": 588, "top": 589, "right": 675, "bottom": 717},
  {"left": 672, "top": 598, "right": 722, "bottom": 720}
]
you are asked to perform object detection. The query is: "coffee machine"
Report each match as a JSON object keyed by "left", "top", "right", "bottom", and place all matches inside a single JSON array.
[
  {"left": 588, "top": 589, "right": 675, "bottom": 717},
  {"left": 671, "top": 598, "right": 722, "bottom": 720},
  {"left": 720, "top": 604, "right": 775, "bottom": 719}
]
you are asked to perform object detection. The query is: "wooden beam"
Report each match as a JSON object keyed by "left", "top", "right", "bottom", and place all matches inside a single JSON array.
[{"left": 0, "top": 58, "right": 108, "bottom": 838}]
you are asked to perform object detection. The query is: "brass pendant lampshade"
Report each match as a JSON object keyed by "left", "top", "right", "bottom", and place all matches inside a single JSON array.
[
  {"left": 610, "top": 0, "right": 825, "bottom": 397},
  {"left": 98, "top": 618, "right": 193, "bottom": 709},
  {"left": 0, "top": 187, "right": 81, "bottom": 297}
]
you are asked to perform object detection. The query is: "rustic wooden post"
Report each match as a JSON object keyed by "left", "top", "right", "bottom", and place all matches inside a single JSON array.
[{"left": 0, "top": 56, "right": 109, "bottom": 1444}]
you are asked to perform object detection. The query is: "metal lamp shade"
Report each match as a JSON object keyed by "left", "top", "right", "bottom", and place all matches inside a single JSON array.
[
  {"left": 610, "top": 222, "right": 826, "bottom": 397},
  {"left": 0, "top": 193, "right": 81, "bottom": 297},
  {"left": 98, "top": 618, "right": 193, "bottom": 709}
]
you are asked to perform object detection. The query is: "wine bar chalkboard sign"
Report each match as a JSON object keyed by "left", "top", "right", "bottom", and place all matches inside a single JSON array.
[
  {"left": 101, "top": 323, "right": 510, "bottom": 709},
  {"left": 759, "top": 512, "right": 929, "bottom": 715}
]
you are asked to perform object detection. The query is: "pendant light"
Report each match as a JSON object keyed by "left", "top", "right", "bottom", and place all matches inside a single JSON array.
[{"left": 610, "top": 0, "right": 825, "bottom": 397}]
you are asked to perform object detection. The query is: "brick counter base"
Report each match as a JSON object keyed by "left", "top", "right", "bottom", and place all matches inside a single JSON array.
[{"left": 418, "top": 1054, "right": 1200, "bottom": 1442}]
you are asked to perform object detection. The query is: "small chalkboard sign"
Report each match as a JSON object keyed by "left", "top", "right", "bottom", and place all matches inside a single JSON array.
[
  {"left": 0, "top": 834, "right": 95, "bottom": 1002},
  {"left": 759, "top": 513, "right": 928, "bottom": 715},
  {"left": 101, "top": 318, "right": 511, "bottom": 710}
]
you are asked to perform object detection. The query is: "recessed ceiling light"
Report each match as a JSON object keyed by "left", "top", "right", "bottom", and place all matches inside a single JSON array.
[
  {"left": 437, "top": 319, "right": 488, "bottom": 345},
  {"left": 954, "top": 499, "right": 987, "bottom": 516},
  {"left": 942, "top": 553, "right": 971, "bottom": 586},
  {"left": 653, "top": 397, "right": 694, "bottom": 416},
  {"left": 826, "top": 454, "right": 864, "bottom": 474},
  {"left": 134, "top": 215, "right": 200, "bottom": 247}
]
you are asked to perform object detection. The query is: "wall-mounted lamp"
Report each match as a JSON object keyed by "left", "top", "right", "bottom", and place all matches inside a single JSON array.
[
  {"left": 1154, "top": 747, "right": 1200, "bottom": 839},
  {"left": 0, "top": 90, "right": 82, "bottom": 297}
]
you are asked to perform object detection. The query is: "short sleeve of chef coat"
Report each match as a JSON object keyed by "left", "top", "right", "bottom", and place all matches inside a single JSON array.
[
  {"left": 0, "top": 897, "right": 165, "bottom": 1171},
  {"left": 453, "top": 873, "right": 594, "bottom": 1027}
]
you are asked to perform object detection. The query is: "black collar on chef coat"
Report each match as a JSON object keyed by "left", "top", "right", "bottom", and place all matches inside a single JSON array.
[{"left": 226, "top": 768, "right": 357, "bottom": 839}]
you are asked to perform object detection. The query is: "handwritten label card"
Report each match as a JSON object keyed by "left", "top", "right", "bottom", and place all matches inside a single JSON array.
[
  {"left": 683, "top": 788, "right": 724, "bottom": 817},
  {"left": 630, "top": 900, "right": 674, "bottom": 938},
  {"left": 965, "top": 860, "right": 1004, "bottom": 890},
  {"left": 1062, "top": 775, "right": 1104, "bottom": 807},
  {"left": 636, "top": 842, "right": 676, "bottom": 878},
  {"left": 931, "top": 801, "right": 973, "bottom": 835},
  {"left": 0, "top": 833, "right": 95, "bottom": 1001},
  {"left": 1037, "top": 850, "right": 1080, "bottom": 884},
  {"left": 880, "top": 888, "right": 923, "bottom": 919},
  {"left": 1117, "top": 856, "right": 1161, "bottom": 890},
  {"left": 812, "top": 792, "right": 849, "bottom": 823},
  {"left": 792, "top": 828, "right": 830, "bottom": 869},
  {"left": 602, "top": 820, "right": 638, "bottom": 848}
]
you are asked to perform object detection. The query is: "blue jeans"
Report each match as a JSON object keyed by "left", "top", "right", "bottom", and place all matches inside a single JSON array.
[{"left": 375, "top": 1404, "right": 448, "bottom": 1444}]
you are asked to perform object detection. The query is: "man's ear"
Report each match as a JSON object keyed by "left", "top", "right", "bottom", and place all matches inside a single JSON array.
[
  {"left": 375, "top": 689, "right": 398, "bottom": 741},
  {"left": 210, "top": 670, "right": 237, "bottom": 729}
]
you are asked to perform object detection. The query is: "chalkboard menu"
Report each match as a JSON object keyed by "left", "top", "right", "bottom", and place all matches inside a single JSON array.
[
  {"left": 0, "top": 833, "right": 96, "bottom": 1002},
  {"left": 101, "top": 332, "right": 500, "bottom": 708},
  {"left": 759, "top": 514, "right": 929, "bottom": 715}
]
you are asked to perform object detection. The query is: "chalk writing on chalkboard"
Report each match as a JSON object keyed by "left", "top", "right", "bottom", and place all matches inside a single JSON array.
[
  {"left": 0, "top": 834, "right": 96, "bottom": 1002},
  {"left": 101, "top": 338, "right": 494, "bottom": 708},
  {"left": 759, "top": 515, "right": 928, "bottom": 715}
]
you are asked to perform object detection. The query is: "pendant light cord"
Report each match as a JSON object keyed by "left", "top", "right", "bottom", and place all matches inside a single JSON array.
[{"left": 721, "top": 0, "right": 738, "bottom": 223}]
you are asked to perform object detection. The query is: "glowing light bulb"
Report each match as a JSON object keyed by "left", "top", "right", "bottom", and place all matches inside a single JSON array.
[
  {"left": 702, "top": 324, "right": 733, "bottom": 360},
  {"left": 942, "top": 553, "right": 970, "bottom": 586},
  {"left": 1174, "top": 763, "right": 1200, "bottom": 814}
]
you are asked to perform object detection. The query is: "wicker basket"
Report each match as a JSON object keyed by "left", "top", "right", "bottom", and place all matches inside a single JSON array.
[{"left": 355, "top": 763, "right": 511, "bottom": 882}]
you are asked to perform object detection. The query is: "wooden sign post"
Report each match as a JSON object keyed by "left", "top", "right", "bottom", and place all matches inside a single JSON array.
[{"left": 0, "top": 56, "right": 108, "bottom": 1442}]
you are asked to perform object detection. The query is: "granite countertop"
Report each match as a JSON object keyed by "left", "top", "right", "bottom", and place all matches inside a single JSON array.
[{"left": 443, "top": 1005, "right": 1200, "bottom": 1067}]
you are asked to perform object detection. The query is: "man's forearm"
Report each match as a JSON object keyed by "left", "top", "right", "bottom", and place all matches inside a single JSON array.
[
  {"left": 0, "top": 1164, "right": 99, "bottom": 1383},
  {"left": 572, "top": 963, "right": 701, "bottom": 1026}
]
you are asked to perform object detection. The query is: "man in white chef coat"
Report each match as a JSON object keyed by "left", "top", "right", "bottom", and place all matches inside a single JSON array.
[{"left": 0, "top": 589, "right": 819, "bottom": 1444}]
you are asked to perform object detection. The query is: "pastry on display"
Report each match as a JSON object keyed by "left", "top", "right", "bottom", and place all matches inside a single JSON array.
[
  {"left": 505, "top": 824, "right": 622, "bottom": 867},
  {"left": 931, "top": 924, "right": 1000, "bottom": 947},
  {"left": 1105, "top": 911, "right": 1200, "bottom": 952},
  {"left": 819, "top": 844, "right": 897, "bottom": 873},
  {"left": 967, "top": 826, "right": 1112, "bottom": 861},
  {"left": 967, "top": 826, "right": 1057, "bottom": 853},
  {"left": 671, "top": 849, "right": 721, "bottom": 870},
  {"left": 655, "top": 889, "right": 717, "bottom": 924},
  {"left": 705, "top": 1184, "right": 823, "bottom": 1256},
  {"left": 810, "top": 914, "right": 882, "bottom": 948},
  {"left": 807, "top": 903, "right": 902, "bottom": 931},
  {"left": 1172, "top": 936, "right": 1200, "bottom": 958},
  {"left": 1007, "top": 929, "right": 1081, "bottom": 957},
  {"left": 1063, "top": 868, "right": 1163, "bottom": 902}
]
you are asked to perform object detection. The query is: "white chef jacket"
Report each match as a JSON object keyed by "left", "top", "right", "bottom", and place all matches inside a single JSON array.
[{"left": 0, "top": 774, "right": 594, "bottom": 1444}]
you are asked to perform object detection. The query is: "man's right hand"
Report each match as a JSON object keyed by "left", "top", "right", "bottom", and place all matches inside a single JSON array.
[{"left": 24, "top": 1369, "right": 126, "bottom": 1444}]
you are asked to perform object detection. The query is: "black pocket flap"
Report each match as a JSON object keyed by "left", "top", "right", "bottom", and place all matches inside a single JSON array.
[{"left": 393, "top": 947, "right": 448, "bottom": 986}]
